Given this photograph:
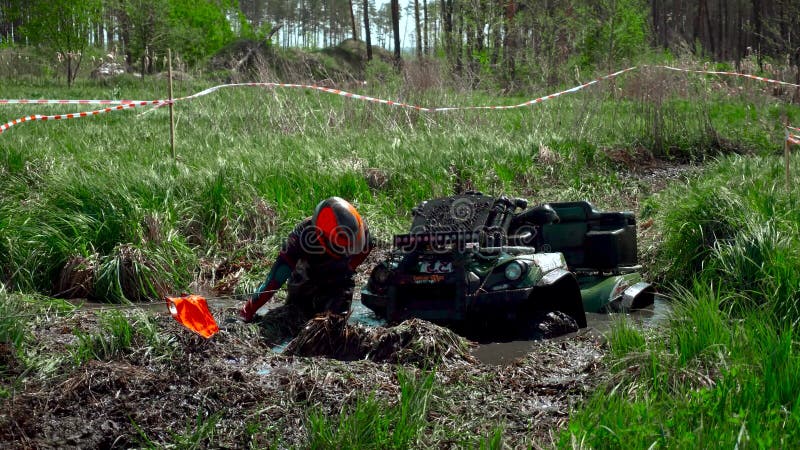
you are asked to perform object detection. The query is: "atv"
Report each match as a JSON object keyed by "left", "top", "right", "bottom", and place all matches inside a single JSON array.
[{"left": 361, "top": 193, "right": 655, "bottom": 337}]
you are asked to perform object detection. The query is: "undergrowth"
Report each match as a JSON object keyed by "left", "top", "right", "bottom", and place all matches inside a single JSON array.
[
  {"left": 71, "top": 310, "right": 176, "bottom": 364},
  {"left": 563, "top": 154, "right": 800, "bottom": 448}
]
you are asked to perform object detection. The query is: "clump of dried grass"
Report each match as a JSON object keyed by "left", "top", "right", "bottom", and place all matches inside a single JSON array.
[
  {"left": 284, "top": 314, "right": 369, "bottom": 360},
  {"left": 285, "top": 315, "right": 476, "bottom": 366},
  {"left": 56, "top": 254, "right": 99, "bottom": 299}
]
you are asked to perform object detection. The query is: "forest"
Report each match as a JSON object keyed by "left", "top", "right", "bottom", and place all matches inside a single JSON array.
[{"left": 1, "top": 1, "right": 799, "bottom": 85}]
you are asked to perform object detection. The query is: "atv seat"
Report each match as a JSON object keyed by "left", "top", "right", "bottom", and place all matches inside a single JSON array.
[{"left": 539, "top": 201, "right": 637, "bottom": 271}]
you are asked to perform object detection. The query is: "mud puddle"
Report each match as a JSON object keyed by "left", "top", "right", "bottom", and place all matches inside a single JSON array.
[{"left": 473, "top": 296, "right": 669, "bottom": 365}]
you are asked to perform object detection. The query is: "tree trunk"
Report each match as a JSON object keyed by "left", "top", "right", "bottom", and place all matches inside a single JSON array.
[
  {"left": 414, "top": 0, "right": 422, "bottom": 58},
  {"left": 608, "top": 0, "right": 617, "bottom": 71},
  {"left": 703, "top": 0, "right": 714, "bottom": 56},
  {"left": 753, "top": 0, "right": 762, "bottom": 70},
  {"left": 454, "top": 1, "right": 463, "bottom": 72},
  {"left": 491, "top": 0, "right": 502, "bottom": 65},
  {"left": 67, "top": 55, "right": 73, "bottom": 87},
  {"left": 391, "top": 0, "right": 401, "bottom": 66},
  {"left": 503, "top": 0, "right": 517, "bottom": 80},
  {"left": 363, "top": 0, "right": 372, "bottom": 60},
  {"left": 720, "top": 0, "right": 727, "bottom": 59},
  {"left": 328, "top": 0, "right": 334, "bottom": 47},
  {"left": 348, "top": 0, "right": 358, "bottom": 40},
  {"left": 423, "top": 0, "right": 428, "bottom": 55},
  {"left": 441, "top": 0, "right": 454, "bottom": 62}
]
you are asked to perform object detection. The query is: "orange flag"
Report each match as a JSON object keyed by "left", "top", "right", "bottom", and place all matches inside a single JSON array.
[{"left": 166, "top": 295, "right": 220, "bottom": 338}]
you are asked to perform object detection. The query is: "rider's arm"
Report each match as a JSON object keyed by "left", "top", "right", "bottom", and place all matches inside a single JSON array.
[
  {"left": 239, "top": 252, "right": 295, "bottom": 321},
  {"left": 240, "top": 221, "right": 308, "bottom": 321}
]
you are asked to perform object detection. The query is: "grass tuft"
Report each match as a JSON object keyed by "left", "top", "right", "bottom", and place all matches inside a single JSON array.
[
  {"left": 71, "top": 311, "right": 175, "bottom": 364},
  {"left": 306, "top": 369, "right": 434, "bottom": 449}
]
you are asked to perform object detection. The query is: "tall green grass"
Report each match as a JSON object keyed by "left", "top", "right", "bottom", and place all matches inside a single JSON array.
[
  {"left": 0, "top": 289, "right": 27, "bottom": 353},
  {"left": 564, "top": 154, "right": 800, "bottom": 448},
  {"left": 0, "top": 69, "right": 792, "bottom": 301},
  {"left": 306, "top": 370, "right": 434, "bottom": 449}
]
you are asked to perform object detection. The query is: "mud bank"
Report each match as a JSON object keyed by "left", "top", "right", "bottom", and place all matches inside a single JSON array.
[{"left": 0, "top": 304, "right": 606, "bottom": 448}]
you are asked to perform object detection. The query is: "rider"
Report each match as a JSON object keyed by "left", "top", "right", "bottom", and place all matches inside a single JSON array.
[{"left": 240, "top": 197, "right": 373, "bottom": 322}]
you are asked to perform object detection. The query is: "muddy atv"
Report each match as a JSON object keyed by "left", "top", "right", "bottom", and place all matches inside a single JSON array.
[{"left": 361, "top": 193, "right": 655, "bottom": 337}]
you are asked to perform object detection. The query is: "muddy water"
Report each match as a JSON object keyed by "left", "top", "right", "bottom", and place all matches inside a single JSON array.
[
  {"left": 73, "top": 294, "right": 670, "bottom": 365},
  {"left": 472, "top": 295, "right": 671, "bottom": 365}
]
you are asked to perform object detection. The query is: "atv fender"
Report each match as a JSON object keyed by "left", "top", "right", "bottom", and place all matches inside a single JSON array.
[{"left": 533, "top": 269, "right": 587, "bottom": 328}]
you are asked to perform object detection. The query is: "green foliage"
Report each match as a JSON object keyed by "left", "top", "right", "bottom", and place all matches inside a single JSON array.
[
  {"left": 306, "top": 370, "right": 434, "bottom": 449},
  {"left": 564, "top": 153, "right": 800, "bottom": 448},
  {"left": 607, "top": 317, "right": 646, "bottom": 358},
  {"left": 477, "top": 426, "right": 505, "bottom": 450},
  {"left": 579, "top": 0, "right": 650, "bottom": 68},
  {"left": 71, "top": 311, "right": 134, "bottom": 363},
  {"left": 168, "top": 0, "right": 237, "bottom": 65},
  {"left": 0, "top": 291, "right": 76, "bottom": 375},
  {"left": 168, "top": 410, "right": 223, "bottom": 449},
  {"left": 123, "top": 0, "right": 171, "bottom": 74},
  {"left": 110, "top": 0, "right": 237, "bottom": 73},
  {"left": 13, "top": 0, "right": 102, "bottom": 85},
  {"left": 364, "top": 58, "right": 402, "bottom": 87},
  {"left": 0, "top": 291, "right": 27, "bottom": 354}
]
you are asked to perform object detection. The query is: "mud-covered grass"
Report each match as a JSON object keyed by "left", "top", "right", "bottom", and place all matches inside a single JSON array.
[
  {"left": 0, "top": 300, "right": 605, "bottom": 448},
  {"left": 563, "top": 154, "right": 800, "bottom": 448}
]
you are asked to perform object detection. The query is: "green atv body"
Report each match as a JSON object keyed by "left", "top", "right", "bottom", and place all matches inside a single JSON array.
[{"left": 361, "top": 193, "right": 654, "bottom": 333}]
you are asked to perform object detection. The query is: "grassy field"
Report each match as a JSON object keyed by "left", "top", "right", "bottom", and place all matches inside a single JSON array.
[
  {"left": 1, "top": 63, "right": 799, "bottom": 447},
  {"left": 0, "top": 67, "right": 793, "bottom": 296}
]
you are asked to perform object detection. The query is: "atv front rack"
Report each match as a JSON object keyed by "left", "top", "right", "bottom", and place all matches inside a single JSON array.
[{"left": 393, "top": 231, "right": 481, "bottom": 250}]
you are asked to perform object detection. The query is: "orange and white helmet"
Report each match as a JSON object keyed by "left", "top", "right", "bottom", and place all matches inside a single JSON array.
[{"left": 312, "top": 197, "right": 366, "bottom": 257}]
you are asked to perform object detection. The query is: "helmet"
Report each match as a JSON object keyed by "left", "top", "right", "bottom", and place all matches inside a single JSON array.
[{"left": 312, "top": 197, "right": 366, "bottom": 257}]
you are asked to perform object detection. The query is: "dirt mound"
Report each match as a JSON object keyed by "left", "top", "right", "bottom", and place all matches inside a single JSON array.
[
  {"left": 285, "top": 315, "right": 476, "bottom": 366},
  {"left": 209, "top": 39, "right": 392, "bottom": 82}
]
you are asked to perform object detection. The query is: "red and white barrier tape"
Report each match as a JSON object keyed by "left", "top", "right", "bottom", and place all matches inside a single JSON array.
[
  {"left": 789, "top": 135, "right": 800, "bottom": 146},
  {"left": 0, "top": 99, "right": 145, "bottom": 105},
  {"left": 152, "top": 67, "right": 639, "bottom": 112},
  {"left": 657, "top": 65, "right": 800, "bottom": 88},
  {"left": 0, "top": 67, "right": 637, "bottom": 134},
  {"left": 0, "top": 100, "right": 165, "bottom": 133},
  {"left": 788, "top": 125, "right": 800, "bottom": 133},
  {"left": 0, "top": 65, "right": 798, "bottom": 134}
]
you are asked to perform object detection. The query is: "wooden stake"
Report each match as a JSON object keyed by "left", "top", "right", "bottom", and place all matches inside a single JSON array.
[
  {"left": 168, "top": 49, "right": 176, "bottom": 160},
  {"left": 786, "top": 115, "right": 791, "bottom": 191}
]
